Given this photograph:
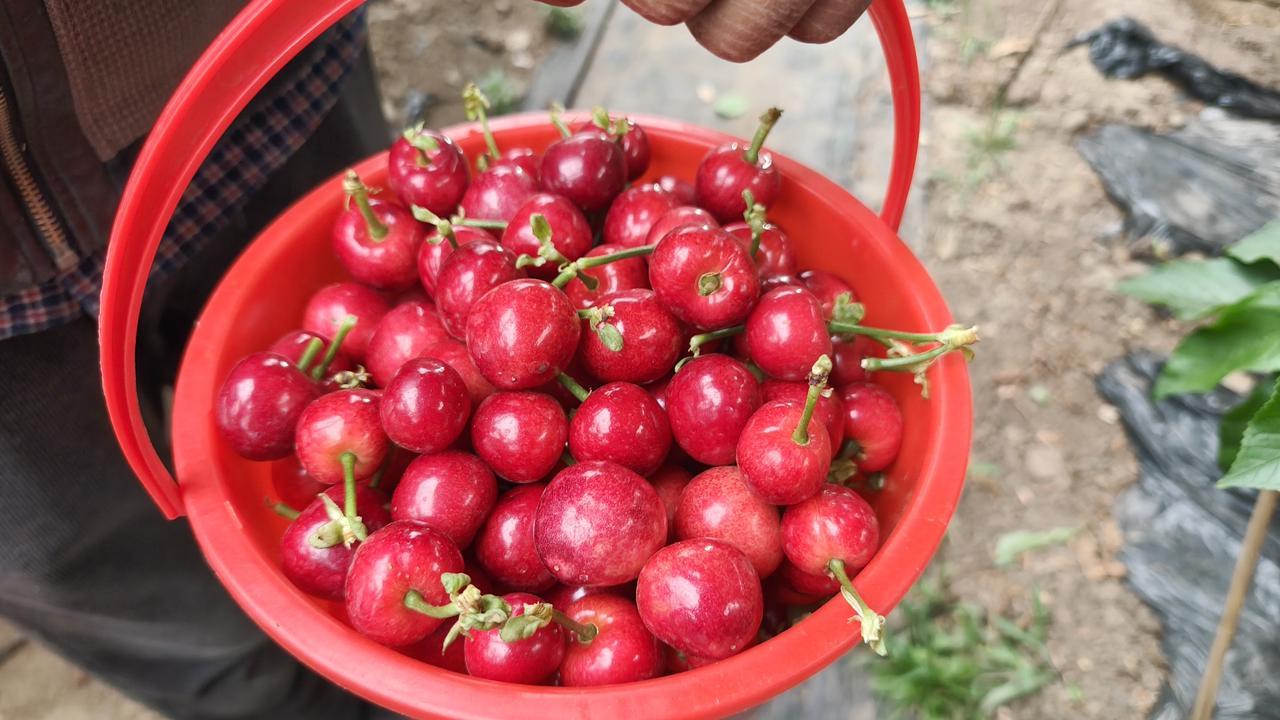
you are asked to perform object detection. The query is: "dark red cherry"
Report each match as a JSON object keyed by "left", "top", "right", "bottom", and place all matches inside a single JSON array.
[
  {"left": 569, "top": 382, "right": 672, "bottom": 476},
  {"left": 423, "top": 339, "right": 496, "bottom": 407},
  {"left": 269, "top": 330, "right": 353, "bottom": 376},
  {"left": 573, "top": 116, "right": 650, "bottom": 179},
  {"left": 216, "top": 352, "right": 322, "bottom": 460},
  {"left": 404, "top": 623, "right": 467, "bottom": 674},
  {"left": 470, "top": 391, "right": 567, "bottom": 483},
  {"left": 724, "top": 220, "right": 797, "bottom": 279},
  {"left": 391, "top": 451, "right": 497, "bottom": 549},
  {"left": 603, "top": 184, "right": 677, "bottom": 249},
  {"left": 744, "top": 286, "right": 833, "bottom": 381},
  {"left": 491, "top": 147, "right": 541, "bottom": 180},
  {"left": 459, "top": 163, "right": 539, "bottom": 225},
  {"left": 294, "top": 389, "right": 389, "bottom": 484},
  {"left": 838, "top": 381, "right": 904, "bottom": 473},
  {"left": 642, "top": 205, "right": 719, "bottom": 247},
  {"left": 777, "top": 558, "right": 839, "bottom": 599},
  {"left": 649, "top": 464, "right": 691, "bottom": 540},
  {"left": 674, "top": 466, "right": 783, "bottom": 578},
  {"left": 270, "top": 456, "right": 329, "bottom": 510},
  {"left": 466, "top": 279, "right": 580, "bottom": 390},
  {"left": 540, "top": 132, "right": 627, "bottom": 212},
  {"left": 463, "top": 592, "right": 565, "bottom": 684},
  {"left": 579, "top": 289, "right": 682, "bottom": 385},
  {"left": 434, "top": 239, "right": 523, "bottom": 340},
  {"left": 475, "top": 483, "right": 556, "bottom": 592},
  {"left": 664, "top": 354, "right": 761, "bottom": 465},
  {"left": 501, "top": 193, "right": 593, "bottom": 281},
  {"left": 333, "top": 173, "right": 425, "bottom": 291},
  {"left": 543, "top": 583, "right": 627, "bottom": 609},
  {"left": 781, "top": 484, "right": 880, "bottom": 577},
  {"left": 560, "top": 594, "right": 664, "bottom": 686},
  {"left": 762, "top": 377, "right": 845, "bottom": 454},
  {"left": 280, "top": 483, "right": 391, "bottom": 600},
  {"left": 657, "top": 174, "right": 696, "bottom": 205},
  {"left": 736, "top": 398, "right": 831, "bottom": 506},
  {"left": 564, "top": 243, "right": 650, "bottom": 310},
  {"left": 649, "top": 225, "right": 760, "bottom": 331},
  {"left": 694, "top": 108, "right": 783, "bottom": 222},
  {"left": 365, "top": 300, "right": 451, "bottom": 387},
  {"left": 799, "top": 269, "right": 857, "bottom": 319},
  {"left": 379, "top": 358, "right": 471, "bottom": 453},
  {"left": 417, "top": 226, "right": 489, "bottom": 299},
  {"left": 387, "top": 126, "right": 469, "bottom": 215},
  {"left": 303, "top": 283, "right": 391, "bottom": 361}
]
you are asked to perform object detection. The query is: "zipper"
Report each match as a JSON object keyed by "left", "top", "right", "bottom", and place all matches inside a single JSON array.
[{"left": 0, "top": 83, "right": 78, "bottom": 272}]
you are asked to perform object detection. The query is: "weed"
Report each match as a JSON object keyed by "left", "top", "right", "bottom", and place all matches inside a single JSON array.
[
  {"left": 545, "top": 7, "right": 584, "bottom": 41},
  {"left": 477, "top": 69, "right": 522, "bottom": 117}
]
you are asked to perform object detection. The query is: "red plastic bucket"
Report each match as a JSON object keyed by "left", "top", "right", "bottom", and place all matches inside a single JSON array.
[{"left": 99, "top": 1, "right": 970, "bottom": 718}]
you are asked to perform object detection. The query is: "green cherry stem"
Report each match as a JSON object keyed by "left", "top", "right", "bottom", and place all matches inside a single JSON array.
[
  {"left": 862, "top": 344, "right": 951, "bottom": 372},
  {"left": 793, "top": 355, "right": 832, "bottom": 445},
  {"left": 269, "top": 500, "right": 301, "bottom": 521},
  {"left": 558, "top": 373, "right": 591, "bottom": 403},
  {"left": 295, "top": 337, "right": 325, "bottom": 375},
  {"left": 549, "top": 102, "right": 572, "bottom": 138},
  {"left": 455, "top": 218, "right": 508, "bottom": 230},
  {"left": 312, "top": 316, "right": 357, "bottom": 381},
  {"left": 551, "top": 244, "right": 656, "bottom": 288},
  {"left": 404, "top": 123, "right": 439, "bottom": 166},
  {"left": 741, "top": 190, "right": 766, "bottom": 258},
  {"left": 463, "top": 82, "right": 501, "bottom": 161},
  {"left": 403, "top": 589, "right": 462, "bottom": 619},
  {"left": 343, "top": 171, "right": 389, "bottom": 242},
  {"left": 828, "top": 558, "right": 887, "bottom": 656},
  {"left": 411, "top": 206, "right": 460, "bottom": 249},
  {"left": 687, "top": 325, "right": 745, "bottom": 357},
  {"left": 339, "top": 451, "right": 359, "bottom": 520},
  {"left": 744, "top": 107, "right": 783, "bottom": 166},
  {"left": 552, "top": 609, "right": 599, "bottom": 644}
]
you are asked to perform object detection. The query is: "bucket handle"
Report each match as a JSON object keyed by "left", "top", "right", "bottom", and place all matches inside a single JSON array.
[{"left": 99, "top": 0, "right": 920, "bottom": 519}]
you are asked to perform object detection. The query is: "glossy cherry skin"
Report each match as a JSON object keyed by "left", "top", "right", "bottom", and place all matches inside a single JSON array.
[
  {"left": 269, "top": 330, "right": 353, "bottom": 375},
  {"left": 345, "top": 521, "right": 465, "bottom": 647},
  {"left": 303, "top": 282, "right": 391, "bottom": 361},
  {"left": 387, "top": 128, "right": 469, "bottom": 215},
  {"left": 459, "top": 163, "right": 539, "bottom": 225},
  {"left": 657, "top": 175, "right": 696, "bottom": 205},
  {"left": 501, "top": 193, "right": 593, "bottom": 280},
  {"left": 216, "top": 352, "right": 322, "bottom": 460},
  {"left": 271, "top": 456, "right": 329, "bottom": 509},
  {"left": 423, "top": 340, "right": 496, "bottom": 407},
  {"left": 744, "top": 286, "right": 833, "bottom": 381},
  {"left": 839, "top": 381, "right": 904, "bottom": 473},
  {"left": 405, "top": 623, "right": 467, "bottom": 674},
  {"left": 831, "top": 336, "right": 879, "bottom": 386},
  {"left": 649, "top": 464, "right": 691, "bottom": 540},
  {"left": 564, "top": 243, "right": 651, "bottom": 309},
  {"left": 492, "top": 147, "right": 541, "bottom": 180},
  {"left": 379, "top": 358, "right": 471, "bottom": 453},
  {"left": 777, "top": 558, "right": 839, "bottom": 599},
  {"left": 475, "top": 483, "right": 556, "bottom": 592},
  {"left": 464, "top": 592, "right": 565, "bottom": 684},
  {"left": 724, "top": 221, "right": 797, "bottom": 279},
  {"left": 664, "top": 354, "right": 761, "bottom": 465},
  {"left": 799, "top": 269, "right": 857, "bottom": 319},
  {"left": 465, "top": 279, "right": 581, "bottom": 390},
  {"left": 695, "top": 143, "right": 781, "bottom": 223},
  {"left": 636, "top": 538, "right": 763, "bottom": 660},
  {"left": 280, "top": 483, "right": 391, "bottom": 601},
  {"left": 649, "top": 224, "right": 760, "bottom": 331},
  {"left": 535, "top": 461, "right": 667, "bottom": 587},
  {"left": 642, "top": 205, "right": 719, "bottom": 247},
  {"left": 540, "top": 132, "right": 627, "bottom": 212},
  {"left": 603, "top": 184, "right": 677, "bottom": 249},
  {"left": 675, "top": 466, "right": 783, "bottom": 578},
  {"left": 470, "top": 391, "right": 567, "bottom": 483},
  {"left": 294, "top": 389, "right": 389, "bottom": 484},
  {"left": 569, "top": 382, "right": 672, "bottom": 476},
  {"left": 544, "top": 583, "right": 627, "bottom": 609},
  {"left": 365, "top": 300, "right": 451, "bottom": 387},
  {"left": 391, "top": 451, "right": 496, "bottom": 549},
  {"left": 580, "top": 289, "right": 682, "bottom": 385},
  {"left": 333, "top": 197, "right": 425, "bottom": 291},
  {"left": 560, "top": 594, "right": 664, "bottom": 686},
  {"left": 762, "top": 378, "right": 845, "bottom": 455},
  {"left": 781, "top": 484, "right": 880, "bottom": 576},
  {"left": 417, "top": 226, "right": 489, "bottom": 299},
  {"left": 434, "top": 239, "right": 524, "bottom": 339},
  {"left": 574, "top": 118, "right": 650, "bottom": 179},
  {"left": 736, "top": 399, "right": 831, "bottom": 505}
]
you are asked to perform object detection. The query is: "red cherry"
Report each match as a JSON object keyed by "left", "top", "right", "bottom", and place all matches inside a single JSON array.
[
  {"left": 831, "top": 336, "right": 879, "bottom": 386},
  {"left": 543, "top": 583, "right": 627, "bottom": 609},
  {"left": 470, "top": 391, "right": 567, "bottom": 483},
  {"left": 573, "top": 117, "right": 651, "bottom": 179},
  {"left": 540, "top": 132, "right": 626, "bottom": 212},
  {"left": 345, "top": 521, "right": 464, "bottom": 646},
  {"left": 459, "top": 164, "right": 539, "bottom": 225},
  {"left": 280, "top": 483, "right": 391, "bottom": 601},
  {"left": 216, "top": 352, "right": 322, "bottom": 460},
  {"left": 839, "top": 382, "right": 904, "bottom": 473},
  {"left": 762, "top": 377, "right": 845, "bottom": 455},
  {"left": 799, "top": 269, "right": 857, "bottom": 319},
  {"left": 657, "top": 175, "right": 696, "bottom": 205},
  {"left": 379, "top": 358, "right": 471, "bottom": 453},
  {"left": 564, "top": 243, "right": 650, "bottom": 310},
  {"left": 694, "top": 108, "right": 783, "bottom": 222},
  {"left": 475, "top": 484, "right": 556, "bottom": 592},
  {"left": 636, "top": 538, "right": 762, "bottom": 660},
  {"left": 333, "top": 173, "right": 425, "bottom": 291},
  {"left": 463, "top": 592, "right": 565, "bottom": 684},
  {"left": 294, "top": 389, "right": 389, "bottom": 484},
  {"left": 365, "top": 300, "right": 451, "bottom": 387},
  {"left": 535, "top": 461, "right": 667, "bottom": 587},
  {"left": 404, "top": 623, "right": 467, "bottom": 674},
  {"left": 776, "top": 559, "right": 838, "bottom": 600},
  {"left": 744, "top": 286, "right": 833, "bottom": 381},
  {"left": 580, "top": 289, "right": 682, "bottom": 385},
  {"left": 649, "top": 225, "right": 760, "bottom": 330},
  {"left": 417, "top": 226, "right": 488, "bottom": 299},
  {"left": 724, "top": 221, "right": 797, "bottom": 279},
  {"left": 270, "top": 456, "right": 329, "bottom": 510},
  {"left": 491, "top": 147, "right": 541, "bottom": 180},
  {"left": 387, "top": 127, "right": 469, "bottom": 215},
  {"left": 736, "top": 398, "right": 831, "bottom": 506},
  {"left": 269, "top": 330, "right": 353, "bottom": 376},
  {"left": 642, "top": 205, "right": 719, "bottom": 247},
  {"left": 420, "top": 339, "right": 496, "bottom": 407},
  {"left": 603, "top": 184, "right": 677, "bottom": 249},
  {"left": 560, "top": 594, "right": 664, "bottom": 686},
  {"left": 664, "top": 354, "right": 761, "bottom": 465},
  {"left": 434, "top": 239, "right": 523, "bottom": 339},
  {"left": 501, "top": 193, "right": 593, "bottom": 281},
  {"left": 569, "top": 382, "right": 671, "bottom": 476},
  {"left": 303, "top": 282, "right": 391, "bottom": 361},
  {"left": 465, "top": 279, "right": 580, "bottom": 390},
  {"left": 781, "top": 484, "right": 879, "bottom": 577},
  {"left": 674, "top": 466, "right": 783, "bottom": 578},
  {"left": 391, "top": 451, "right": 497, "bottom": 549},
  {"left": 649, "top": 464, "right": 691, "bottom": 540}
]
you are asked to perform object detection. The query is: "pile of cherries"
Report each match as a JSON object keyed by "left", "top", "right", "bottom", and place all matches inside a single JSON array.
[{"left": 215, "top": 83, "right": 977, "bottom": 686}]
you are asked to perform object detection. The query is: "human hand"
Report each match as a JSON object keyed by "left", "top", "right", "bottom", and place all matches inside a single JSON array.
[{"left": 540, "top": 0, "right": 872, "bottom": 63}]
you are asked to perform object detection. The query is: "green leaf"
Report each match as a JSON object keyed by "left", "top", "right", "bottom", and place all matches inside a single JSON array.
[
  {"left": 1228, "top": 219, "right": 1280, "bottom": 267},
  {"left": 1155, "top": 284, "right": 1280, "bottom": 398},
  {"left": 993, "top": 527, "right": 1077, "bottom": 566},
  {"left": 1219, "top": 377, "right": 1274, "bottom": 470},
  {"left": 1219, "top": 379, "right": 1280, "bottom": 490},
  {"left": 1117, "top": 257, "right": 1280, "bottom": 320},
  {"left": 713, "top": 93, "right": 749, "bottom": 120}
]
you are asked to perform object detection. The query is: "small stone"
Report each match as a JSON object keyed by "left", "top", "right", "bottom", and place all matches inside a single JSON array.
[
  {"left": 696, "top": 83, "right": 716, "bottom": 104},
  {"left": 1097, "top": 404, "right": 1120, "bottom": 424},
  {"left": 506, "top": 29, "right": 532, "bottom": 53},
  {"left": 1077, "top": 657, "right": 1095, "bottom": 672}
]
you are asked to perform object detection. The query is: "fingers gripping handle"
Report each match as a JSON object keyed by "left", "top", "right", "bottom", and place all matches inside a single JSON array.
[{"left": 98, "top": 0, "right": 920, "bottom": 519}]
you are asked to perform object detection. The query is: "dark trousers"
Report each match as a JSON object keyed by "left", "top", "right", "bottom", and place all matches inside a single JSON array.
[{"left": 0, "top": 46, "right": 393, "bottom": 720}]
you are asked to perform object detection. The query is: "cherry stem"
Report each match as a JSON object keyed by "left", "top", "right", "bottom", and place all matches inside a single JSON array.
[
  {"left": 744, "top": 107, "right": 783, "bottom": 166},
  {"left": 687, "top": 325, "right": 744, "bottom": 356},
  {"left": 697, "top": 272, "right": 721, "bottom": 296},
  {"left": 551, "top": 244, "right": 655, "bottom": 288},
  {"left": 549, "top": 102, "right": 572, "bottom": 138},
  {"left": 343, "top": 171, "right": 389, "bottom": 242},
  {"left": 793, "top": 355, "right": 832, "bottom": 445},
  {"left": 552, "top": 609, "right": 599, "bottom": 644},
  {"left": 404, "top": 123, "right": 439, "bottom": 166},
  {"left": 340, "top": 451, "right": 359, "bottom": 520},
  {"left": 403, "top": 589, "right": 461, "bottom": 619},
  {"left": 463, "top": 82, "right": 501, "bottom": 161},
  {"left": 411, "top": 206, "right": 460, "bottom": 249},
  {"left": 455, "top": 218, "right": 508, "bottom": 230},
  {"left": 828, "top": 558, "right": 887, "bottom": 656},
  {"left": 312, "top": 316, "right": 357, "bottom": 380},
  {"left": 558, "top": 372, "right": 591, "bottom": 403},
  {"left": 269, "top": 500, "right": 300, "bottom": 520},
  {"left": 862, "top": 344, "right": 950, "bottom": 371},
  {"left": 295, "top": 337, "right": 325, "bottom": 375},
  {"left": 741, "top": 190, "right": 766, "bottom": 258}
]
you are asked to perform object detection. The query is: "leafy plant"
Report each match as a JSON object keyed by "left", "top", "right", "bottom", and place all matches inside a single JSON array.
[
  {"left": 545, "top": 7, "right": 584, "bottom": 40},
  {"left": 476, "top": 69, "right": 522, "bottom": 117}
]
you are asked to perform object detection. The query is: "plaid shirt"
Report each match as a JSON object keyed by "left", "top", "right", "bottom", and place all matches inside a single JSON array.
[{"left": 0, "top": 11, "right": 366, "bottom": 340}]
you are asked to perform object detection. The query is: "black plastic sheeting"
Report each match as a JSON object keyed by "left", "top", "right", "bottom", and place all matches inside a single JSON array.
[
  {"left": 1068, "top": 18, "right": 1280, "bottom": 121},
  {"left": 1097, "top": 353, "right": 1280, "bottom": 720}
]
